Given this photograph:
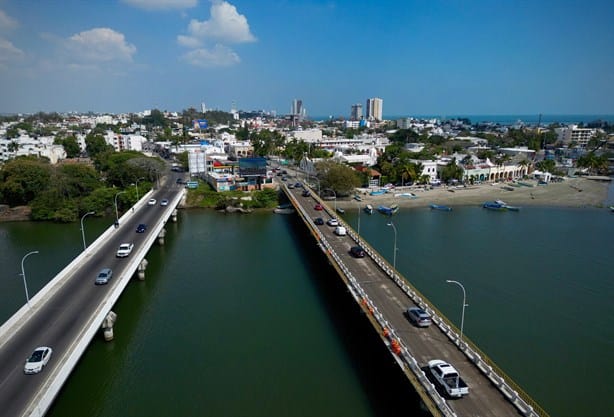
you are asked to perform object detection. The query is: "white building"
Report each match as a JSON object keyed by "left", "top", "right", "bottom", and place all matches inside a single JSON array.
[
  {"left": 555, "top": 125, "right": 596, "bottom": 148},
  {"left": 366, "top": 97, "right": 383, "bottom": 121}
]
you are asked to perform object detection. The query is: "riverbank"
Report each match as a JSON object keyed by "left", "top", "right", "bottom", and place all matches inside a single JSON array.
[{"left": 334, "top": 177, "right": 611, "bottom": 210}]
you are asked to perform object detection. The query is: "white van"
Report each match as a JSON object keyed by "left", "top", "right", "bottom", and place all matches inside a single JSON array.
[{"left": 334, "top": 226, "right": 347, "bottom": 236}]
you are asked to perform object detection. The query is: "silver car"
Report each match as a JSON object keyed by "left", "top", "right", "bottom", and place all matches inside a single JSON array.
[
  {"left": 95, "top": 268, "right": 113, "bottom": 285},
  {"left": 406, "top": 307, "right": 432, "bottom": 327}
]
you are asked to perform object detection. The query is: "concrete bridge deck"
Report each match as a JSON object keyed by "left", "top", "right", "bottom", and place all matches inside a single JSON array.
[
  {"left": 0, "top": 176, "right": 186, "bottom": 417},
  {"left": 282, "top": 181, "right": 548, "bottom": 417}
]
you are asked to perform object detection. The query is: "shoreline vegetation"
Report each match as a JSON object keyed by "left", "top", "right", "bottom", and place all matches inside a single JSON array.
[{"left": 0, "top": 177, "right": 610, "bottom": 222}]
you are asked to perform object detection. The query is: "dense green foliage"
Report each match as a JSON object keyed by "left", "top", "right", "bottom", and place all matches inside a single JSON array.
[
  {"left": 185, "top": 181, "right": 279, "bottom": 209},
  {"left": 315, "top": 160, "right": 362, "bottom": 196}
]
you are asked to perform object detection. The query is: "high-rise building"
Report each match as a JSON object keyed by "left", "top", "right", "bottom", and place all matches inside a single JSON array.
[
  {"left": 350, "top": 103, "right": 363, "bottom": 121},
  {"left": 366, "top": 97, "right": 383, "bottom": 121},
  {"left": 291, "top": 99, "right": 306, "bottom": 125},
  {"left": 201, "top": 102, "right": 207, "bottom": 113}
]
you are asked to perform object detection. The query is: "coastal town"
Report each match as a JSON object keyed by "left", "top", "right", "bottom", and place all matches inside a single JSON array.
[{"left": 1, "top": 100, "right": 613, "bottom": 221}]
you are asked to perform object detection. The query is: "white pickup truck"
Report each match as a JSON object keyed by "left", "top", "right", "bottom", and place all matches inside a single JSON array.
[{"left": 428, "top": 359, "right": 469, "bottom": 398}]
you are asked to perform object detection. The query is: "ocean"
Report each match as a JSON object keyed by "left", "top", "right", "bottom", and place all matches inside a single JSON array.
[{"left": 310, "top": 114, "right": 614, "bottom": 125}]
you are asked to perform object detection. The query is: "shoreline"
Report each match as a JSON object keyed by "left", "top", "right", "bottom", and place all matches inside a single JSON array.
[{"left": 333, "top": 178, "right": 612, "bottom": 210}]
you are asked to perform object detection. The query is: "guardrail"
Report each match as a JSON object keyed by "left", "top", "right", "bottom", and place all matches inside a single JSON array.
[{"left": 284, "top": 183, "right": 548, "bottom": 417}]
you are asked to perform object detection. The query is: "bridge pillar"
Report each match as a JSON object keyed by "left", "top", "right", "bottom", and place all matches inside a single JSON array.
[
  {"left": 102, "top": 311, "right": 117, "bottom": 341},
  {"left": 158, "top": 228, "right": 166, "bottom": 245},
  {"left": 171, "top": 209, "right": 178, "bottom": 222},
  {"left": 137, "top": 258, "right": 149, "bottom": 281}
]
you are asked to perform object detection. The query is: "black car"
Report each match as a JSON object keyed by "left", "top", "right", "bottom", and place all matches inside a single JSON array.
[
  {"left": 136, "top": 223, "right": 147, "bottom": 233},
  {"left": 350, "top": 246, "right": 366, "bottom": 258},
  {"left": 314, "top": 217, "right": 324, "bottom": 225},
  {"left": 302, "top": 190, "right": 311, "bottom": 197}
]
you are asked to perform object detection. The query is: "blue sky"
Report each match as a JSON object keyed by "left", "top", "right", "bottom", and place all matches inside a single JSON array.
[{"left": 0, "top": 0, "right": 613, "bottom": 117}]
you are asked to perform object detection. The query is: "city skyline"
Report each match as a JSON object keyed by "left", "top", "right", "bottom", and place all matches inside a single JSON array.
[{"left": 0, "top": 0, "right": 613, "bottom": 116}]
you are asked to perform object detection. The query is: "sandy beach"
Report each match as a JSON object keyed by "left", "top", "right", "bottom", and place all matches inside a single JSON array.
[{"left": 335, "top": 177, "right": 611, "bottom": 210}]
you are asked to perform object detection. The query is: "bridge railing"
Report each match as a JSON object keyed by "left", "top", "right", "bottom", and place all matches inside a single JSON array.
[
  {"left": 288, "top": 190, "right": 549, "bottom": 417},
  {"left": 313, "top": 196, "right": 549, "bottom": 417}
]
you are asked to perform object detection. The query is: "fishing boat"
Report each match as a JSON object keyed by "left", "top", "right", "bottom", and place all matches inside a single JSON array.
[
  {"left": 609, "top": 206, "right": 614, "bottom": 212},
  {"left": 483, "top": 201, "right": 507, "bottom": 211},
  {"left": 336, "top": 207, "right": 345, "bottom": 214},
  {"left": 370, "top": 189, "right": 386, "bottom": 196},
  {"left": 377, "top": 204, "right": 399, "bottom": 215},
  {"left": 394, "top": 192, "right": 418, "bottom": 199},
  {"left": 364, "top": 204, "right": 374, "bottom": 214},
  {"left": 430, "top": 204, "right": 452, "bottom": 211}
]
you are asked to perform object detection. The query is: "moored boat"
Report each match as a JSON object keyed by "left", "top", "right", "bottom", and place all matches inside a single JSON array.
[
  {"left": 370, "top": 189, "right": 386, "bottom": 196},
  {"left": 274, "top": 203, "right": 295, "bottom": 214},
  {"left": 364, "top": 204, "right": 374, "bottom": 214},
  {"left": 336, "top": 207, "right": 345, "bottom": 214},
  {"left": 609, "top": 206, "right": 614, "bottom": 212},
  {"left": 377, "top": 204, "right": 399, "bottom": 215},
  {"left": 394, "top": 192, "right": 418, "bottom": 199},
  {"left": 483, "top": 201, "right": 507, "bottom": 211},
  {"left": 430, "top": 204, "right": 452, "bottom": 211}
]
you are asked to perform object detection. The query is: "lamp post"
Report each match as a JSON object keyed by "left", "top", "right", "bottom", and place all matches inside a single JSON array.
[
  {"left": 324, "top": 188, "right": 337, "bottom": 212},
  {"left": 310, "top": 175, "right": 320, "bottom": 196},
  {"left": 80, "top": 211, "right": 95, "bottom": 251},
  {"left": 135, "top": 177, "right": 145, "bottom": 201},
  {"left": 20, "top": 251, "right": 39, "bottom": 305},
  {"left": 355, "top": 200, "right": 361, "bottom": 244},
  {"left": 114, "top": 191, "right": 127, "bottom": 225},
  {"left": 386, "top": 221, "right": 397, "bottom": 270},
  {"left": 446, "top": 280, "right": 468, "bottom": 345}
]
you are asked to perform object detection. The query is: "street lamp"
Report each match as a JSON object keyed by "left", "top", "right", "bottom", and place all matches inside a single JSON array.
[
  {"left": 310, "top": 175, "right": 320, "bottom": 196},
  {"left": 135, "top": 177, "right": 145, "bottom": 201},
  {"left": 20, "top": 251, "right": 39, "bottom": 305},
  {"left": 324, "top": 188, "right": 337, "bottom": 212},
  {"left": 446, "top": 280, "right": 468, "bottom": 345},
  {"left": 80, "top": 211, "right": 95, "bottom": 250},
  {"left": 114, "top": 191, "right": 127, "bottom": 225},
  {"left": 386, "top": 221, "right": 397, "bottom": 270},
  {"left": 354, "top": 200, "right": 361, "bottom": 244}
]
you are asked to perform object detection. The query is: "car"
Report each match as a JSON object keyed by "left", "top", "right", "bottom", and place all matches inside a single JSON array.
[
  {"left": 136, "top": 223, "right": 147, "bottom": 233},
  {"left": 302, "top": 190, "right": 311, "bottom": 197},
  {"left": 288, "top": 183, "right": 295, "bottom": 189},
  {"left": 314, "top": 203, "right": 324, "bottom": 211},
  {"left": 350, "top": 246, "right": 366, "bottom": 258},
  {"left": 326, "top": 218, "right": 339, "bottom": 226},
  {"left": 406, "top": 307, "right": 432, "bottom": 327},
  {"left": 281, "top": 176, "right": 287, "bottom": 181},
  {"left": 294, "top": 182, "right": 302, "bottom": 188},
  {"left": 24, "top": 346, "right": 52, "bottom": 374},
  {"left": 148, "top": 198, "right": 156, "bottom": 205},
  {"left": 334, "top": 226, "right": 347, "bottom": 236},
  {"left": 176, "top": 178, "right": 183, "bottom": 184},
  {"left": 95, "top": 268, "right": 113, "bottom": 285},
  {"left": 160, "top": 199, "right": 169, "bottom": 206},
  {"left": 116, "top": 243, "right": 134, "bottom": 258},
  {"left": 314, "top": 217, "right": 324, "bottom": 225}
]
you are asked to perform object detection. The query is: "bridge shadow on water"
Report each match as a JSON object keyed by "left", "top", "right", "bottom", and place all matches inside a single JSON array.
[{"left": 285, "top": 216, "right": 431, "bottom": 417}]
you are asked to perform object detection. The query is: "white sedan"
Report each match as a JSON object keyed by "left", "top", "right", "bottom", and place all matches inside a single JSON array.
[
  {"left": 116, "top": 242, "right": 134, "bottom": 258},
  {"left": 147, "top": 198, "right": 156, "bottom": 206},
  {"left": 24, "top": 346, "right": 52, "bottom": 374}
]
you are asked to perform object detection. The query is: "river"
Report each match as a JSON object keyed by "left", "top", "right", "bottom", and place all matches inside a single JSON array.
[{"left": 1, "top": 203, "right": 612, "bottom": 416}]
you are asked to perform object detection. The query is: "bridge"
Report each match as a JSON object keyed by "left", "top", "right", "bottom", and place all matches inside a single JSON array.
[
  {"left": 0, "top": 175, "right": 186, "bottom": 417},
  {"left": 280, "top": 181, "right": 549, "bottom": 417}
]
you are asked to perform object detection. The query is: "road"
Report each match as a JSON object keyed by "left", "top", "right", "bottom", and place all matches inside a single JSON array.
[
  {"left": 284, "top": 182, "right": 523, "bottom": 417},
  {"left": 0, "top": 173, "right": 184, "bottom": 417}
]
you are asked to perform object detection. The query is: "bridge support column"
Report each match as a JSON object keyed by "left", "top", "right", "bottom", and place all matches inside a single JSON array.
[
  {"left": 158, "top": 228, "right": 166, "bottom": 245},
  {"left": 102, "top": 311, "right": 117, "bottom": 341},
  {"left": 171, "top": 209, "right": 178, "bottom": 222},
  {"left": 137, "top": 258, "right": 149, "bottom": 281}
]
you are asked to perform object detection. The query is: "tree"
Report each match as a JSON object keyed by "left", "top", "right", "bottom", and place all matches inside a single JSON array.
[
  {"left": 440, "top": 158, "right": 464, "bottom": 183},
  {"left": 85, "top": 134, "right": 113, "bottom": 158},
  {"left": 0, "top": 157, "right": 53, "bottom": 206},
  {"left": 315, "top": 160, "right": 361, "bottom": 196},
  {"left": 60, "top": 135, "right": 81, "bottom": 158}
]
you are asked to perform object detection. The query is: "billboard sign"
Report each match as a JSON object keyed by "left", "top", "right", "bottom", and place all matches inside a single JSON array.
[{"left": 192, "top": 119, "right": 208, "bottom": 129}]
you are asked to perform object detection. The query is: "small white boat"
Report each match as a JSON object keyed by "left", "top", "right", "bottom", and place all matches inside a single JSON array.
[
  {"left": 364, "top": 204, "right": 374, "bottom": 214},
  {"left": 395, "top": 192, "right": 418, "bottom": 199},
  {"left": 336, "top": 207, "right": 345, "bottom": 214}
]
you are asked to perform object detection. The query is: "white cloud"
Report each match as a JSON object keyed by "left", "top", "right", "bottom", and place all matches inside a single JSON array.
[
  {"left": 0, "top": 9, "right": 18, "bottom": 31},
  {"left": 0, "top": 38, "right": 24, "bottom": 68},
  {"left": 122, "top": 0, "right": 197, "bottom": 10},
  {"left": 66, "top": 28, "right": 136, "bottom": 63},
  {"left": 177, "top": 34, "right": 201, "bottom": 48},
  {"left": 186, "top": 1, "right": 256, "bottom": 44},
  {"left": 181, "top": 44, "right": 239, "bottom": 67}
]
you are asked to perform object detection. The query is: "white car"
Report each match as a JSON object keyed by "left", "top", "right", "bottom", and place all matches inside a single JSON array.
[
  {"left": 160, "top": 198, "right": 169, "bottom": 206},
  {"left": 147, "top": 198, "right": 156, "bottom": 205},
  {"left": 326, "top": 218, "right": 339, "bottom": 227},
  {"left": 116, "top": 243, "right": 134, "bottom": 257},
  {"left": 24, "top": 346, "right": 52, "bottom": 374},
  {"left": 334, "top": 226, "right": 347, "bottom": 236}
]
